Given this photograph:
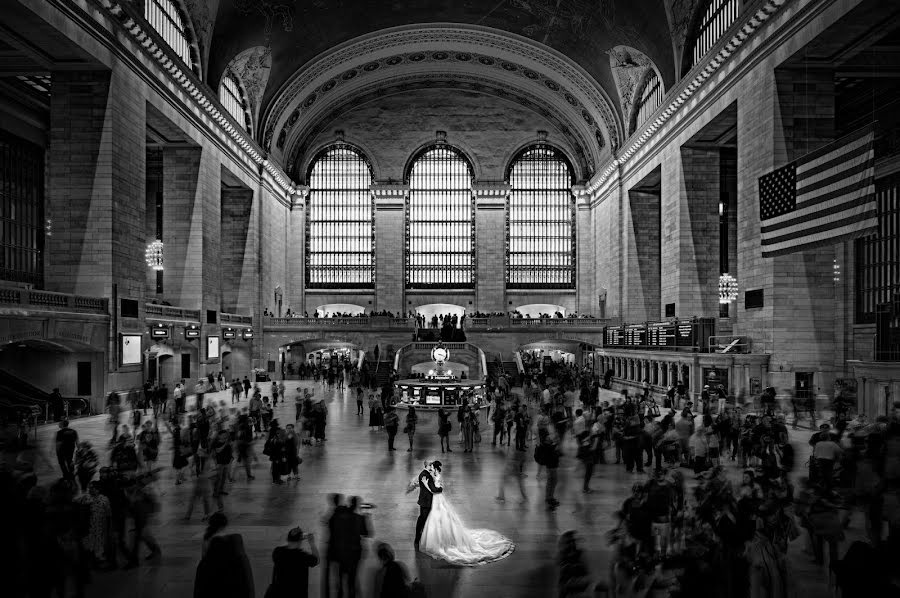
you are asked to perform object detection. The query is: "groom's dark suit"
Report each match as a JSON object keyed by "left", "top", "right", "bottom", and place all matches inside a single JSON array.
[{"left": 414, "top": 468, "right": 442, "bottom": 547}]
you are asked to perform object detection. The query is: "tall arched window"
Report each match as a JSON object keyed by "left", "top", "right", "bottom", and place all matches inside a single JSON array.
[
  {"left": 219, "top": 71, "right": 252, "bottom": 134},
  {"left": 306, "top": 145, "right": 375, "bottom": 288},
  {"left": 632, "top": 70, "right": 663, "bottom": 134},
  {"left": 145, "top": 0, "right": 198, "bottom": 75},
  {"left": 406, "top": 145, "right": 475, "bottom": 288},
  {"left": 507, "top": 145, "right": 575, "bottom": 288},
  {"left": 689, "top": 0, "right": 739, "bottom": 70}
]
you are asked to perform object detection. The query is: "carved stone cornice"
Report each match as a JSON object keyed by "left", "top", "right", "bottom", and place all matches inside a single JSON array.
[{"left": 371, "top": 182, "right": 409, "bottom": 210}]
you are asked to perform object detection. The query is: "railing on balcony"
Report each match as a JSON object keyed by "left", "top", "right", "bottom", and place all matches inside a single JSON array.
[
  {"left": 508, "top": 317, "right": 613, "bottom": 328},
  {"left": 144, "top": 303, "right": 200, "bottom": 321},
  {"left": 221, "top": 312, "right": 253, "bottom": 325},
  {"left": 0, "top": 286, "right": 109, "bottom": 315},
  {"left": 264, "top": 314, "right": 613, "bottom": 331},
  {"left": 266, "top": 316, "right": 416, "bottom": 328}
]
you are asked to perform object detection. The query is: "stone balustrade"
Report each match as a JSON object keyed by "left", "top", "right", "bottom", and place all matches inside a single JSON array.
[
  {"left": 221, "top": 312, "right": 253, "bottom": 325},
  {"left": 0, "top": 286, "right": 108, "bottom": 315},
  {"left": 144, "top": 303, "right": 200, "bottom": 321},
  {"left": 264, "top": 315, "right": 614, "bottom": 332}
]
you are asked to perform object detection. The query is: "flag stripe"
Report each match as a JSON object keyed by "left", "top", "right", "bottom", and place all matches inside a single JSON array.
[
  {"left": 761, "top": 216, "right": 880, "bottom": 257},
  {"left": 757, "top": 125, "right": 877, "bottom": 258},
  {"left": 762, "top": 175, "right": 873, "bottom": 228},
  {"left": 761, "top": 184, "right": 875, "bottom": 234},
  {"left": 797, "top": 124, "right": 875, "bottom": 166},
  {"left": 797, "top": 138, "right": 872, "bottom": 181},
  {"left": 797, "top": 153, "right": 872, "bottom": 196},
  {"left": 761, "top": 208, "right": 877, "bottom": 246},
  {"left": 797, "top": 168, "right": 874, "bottom": 204}
]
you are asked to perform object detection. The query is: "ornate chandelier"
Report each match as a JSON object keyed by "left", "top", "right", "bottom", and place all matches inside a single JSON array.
[
  {"left": 718, "top": 273, "right": 738, "bottom": 304},
  {"left": 145, "top": 240, "right": 164, "bottom": 271}
]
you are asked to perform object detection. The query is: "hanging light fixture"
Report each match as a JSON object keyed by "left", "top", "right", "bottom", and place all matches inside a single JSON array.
[
  {"left": 718, "top": 273, "right": 738, "bottom": 304},
  {"left": 145, "top": 240, "right": 164, "bottom": 271}
]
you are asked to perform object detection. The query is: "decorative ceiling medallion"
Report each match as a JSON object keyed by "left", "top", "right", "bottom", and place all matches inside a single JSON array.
[
  {"left": 386, "top": 56, "right": 404, "bottom": 65},
  {"left": 322, "top": 79, "right": 337, "bottom": 91},
  {"left": 478, "top": 57, "right": 495, "bottom": 65},
  {"left": 544, "top": 79, "right": 560, "bottom": 91},
  {"left": 433, "top": 52, "right": 449, "bottom": 60},
  {"left": 302, "top": 93, "right": 317, "bottom": 108},
  {"left": 501, "top": 62, "right": 518, "bottom": 71},
  {"left": 287, "top": 109, "right": 300, "bottom": 126},
  {"left": 342, "top": 70, "right": 358, "bottom": 80},
  {"left": 409, "top": 53, "right": 426, "bottom": 61},
  {"left": 363, "top": 62, "right": 381, "bottom": 71},
  {"left": 524, "top": 69, "right": 539, "bottom": 79},
  {"left": 455, "top": 53, "right": 472, "bottom": 61}
]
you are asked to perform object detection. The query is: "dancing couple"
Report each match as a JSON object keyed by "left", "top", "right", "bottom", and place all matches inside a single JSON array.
[{"left": 409, "top": 460, "right": 515, "bottom": 566}]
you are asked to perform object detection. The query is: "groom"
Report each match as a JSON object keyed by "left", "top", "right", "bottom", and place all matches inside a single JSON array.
[{"left": 414, "top": 460, "right": 443, "bottom": 550}]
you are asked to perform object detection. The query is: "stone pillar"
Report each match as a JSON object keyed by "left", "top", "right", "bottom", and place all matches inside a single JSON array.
[
  {"left": 46, "top": 70, "right": 146, "bottom": 299},
  {"left": 161, "top": 145, "right": 221, "bottom": 310},
  {"left": 287, "top": 187, "right": 309, "bottom": 314},
  {"left": 220, "top": 183, "right": 257, "bottom": 313},
  {"left": 664, "top": 147, "right": 720, "bottom": 319},
  {"left": 372, "top": 183, "right": 408, "bottom": 314},
  {"left": 473, "top": 182, "right": 509, "bottom": 313},
  {"left": 575, "top": 189, "right": 595, "bottom": 314},
  {"left": 624, "top": 187, "right": 662, "bottom": 321}
]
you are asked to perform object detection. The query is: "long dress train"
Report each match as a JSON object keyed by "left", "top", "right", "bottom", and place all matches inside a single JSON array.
[{"left": 419, "top": 482, "right": 514, "bottom": 566}]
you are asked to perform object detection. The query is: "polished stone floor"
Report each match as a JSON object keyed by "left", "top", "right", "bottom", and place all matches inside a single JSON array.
[{"left": 15, "top": 383, "right": 841, "bottom": 598}]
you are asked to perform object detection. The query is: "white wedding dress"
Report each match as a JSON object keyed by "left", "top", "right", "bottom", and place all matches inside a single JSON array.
[{"left": 419, "top": 473, "right": 515, "bottom": 566}]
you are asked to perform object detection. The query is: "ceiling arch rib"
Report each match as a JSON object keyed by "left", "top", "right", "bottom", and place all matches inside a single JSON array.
[{"left": 262, "top": 25, "right": 623, "bottom": 169}]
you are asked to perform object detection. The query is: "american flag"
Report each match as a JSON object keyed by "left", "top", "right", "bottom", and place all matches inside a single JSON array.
[{"left": 758, "top": 125, "right": 878, "bottom": 258}]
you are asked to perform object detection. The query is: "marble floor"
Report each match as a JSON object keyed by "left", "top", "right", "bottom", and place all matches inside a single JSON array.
[{"left": 12, "top": 383, "right": 842, "bottom": 598}]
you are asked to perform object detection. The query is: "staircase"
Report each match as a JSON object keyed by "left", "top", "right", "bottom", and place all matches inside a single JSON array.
[
  {"left": 501, "top": 362, "right": 519, "bottom": 386},
  {"left": 372, "top": 361, "right": 393, "bottom": 389},
  {"left": 0, "top": 368, "right": 49, "bottom": 417}
]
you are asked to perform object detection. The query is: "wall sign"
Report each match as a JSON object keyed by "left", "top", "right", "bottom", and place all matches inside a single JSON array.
[{"left": 121, "top": 334, "right": 142, "bottom": 365}]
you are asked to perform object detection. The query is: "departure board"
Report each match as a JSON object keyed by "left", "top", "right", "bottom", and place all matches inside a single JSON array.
[
  {"left": 647, "top": 322, "right": 676, "bottom": 347},
  {"left": 625, "top": 324, "right": 647, "bottom": 347},
  {"left": 675, "top": 320, "right": 695, "bottom": 347},
  {"left": 605, "top": 326, "right": 623, "bottom": 347}
]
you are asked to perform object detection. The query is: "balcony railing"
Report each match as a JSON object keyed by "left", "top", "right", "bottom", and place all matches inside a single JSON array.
[
  {"left": 0, "top": 286, "right": 109, "bottom": 315},
  {"left": 221, "top": 312, "right": 253, "bottom": 325},
  {"left": 263, "top": 315, "right": 614, "bottom": 331},
  {"left": 144, "top": 303, "right": 200, "bottom": 321}
]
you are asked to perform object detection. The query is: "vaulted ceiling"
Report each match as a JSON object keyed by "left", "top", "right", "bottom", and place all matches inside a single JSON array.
[{"left": 180, "top": 0, "right": 708, "bottom": 178}]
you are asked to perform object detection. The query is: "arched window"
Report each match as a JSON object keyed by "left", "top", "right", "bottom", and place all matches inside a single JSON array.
[
  {"left": 690, "top": 0, "right": 739, "bottom": 70},
  {"left": 219, "top": 71, "right": 252, "bottom": 134},
  {"left": 306, "top": 144, "right": 374, "bottom": 288},
  {"left": 406, "top": 145, "right": 475, "bottom": 288},
  {"left": 506, "top": 145, "right": 575, "bottom": 288},
  {"left": 145, "top": 0, "right": 198, "bottom": 75},
  {"left": 632, "top": 70, "right": 663, "bottom": 134}
]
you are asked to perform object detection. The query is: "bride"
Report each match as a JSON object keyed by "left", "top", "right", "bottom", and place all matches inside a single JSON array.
[{"left": 418, "top": 461, "right": 515, "bottom": 566}]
